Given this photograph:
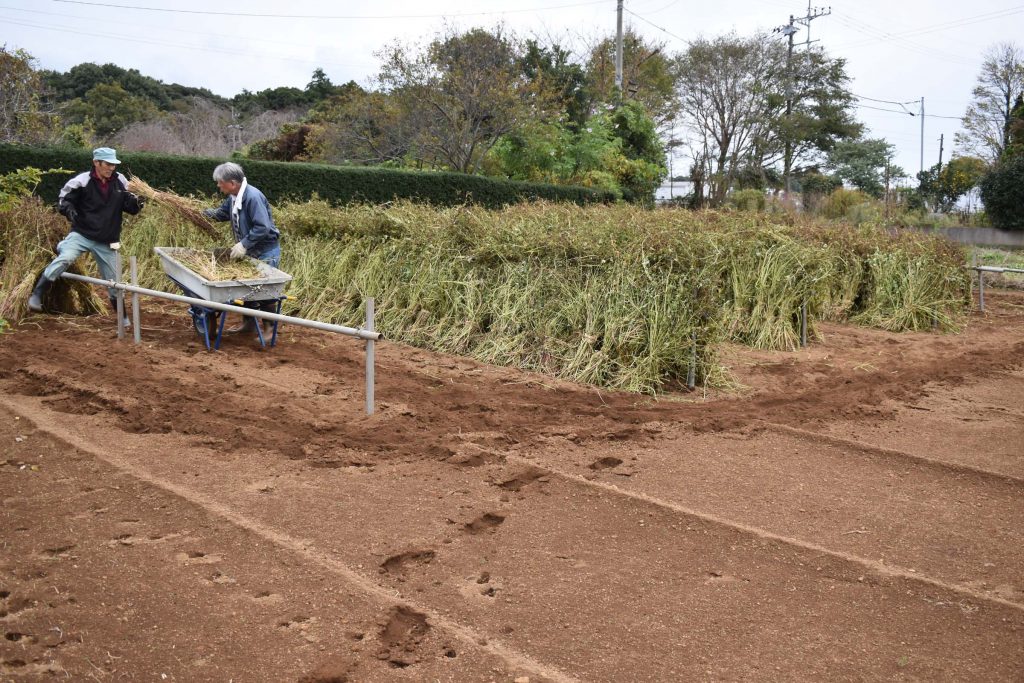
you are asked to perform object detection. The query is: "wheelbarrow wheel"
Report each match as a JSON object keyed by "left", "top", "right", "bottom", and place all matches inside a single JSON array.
[{"left": 189, "top": 306, "right": 219, "bottom": 349}]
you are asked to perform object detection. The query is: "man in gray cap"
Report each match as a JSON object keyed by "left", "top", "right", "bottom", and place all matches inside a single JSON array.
[{"left": 28, "top": 147, "right": 145, "bottom": 326}]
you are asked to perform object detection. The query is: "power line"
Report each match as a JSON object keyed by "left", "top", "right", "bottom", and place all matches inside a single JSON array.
[
  {"left": 52, "top": 0, "right": 608, "bottom": 20},
  {"left": 0, "top": 16, "right": 367, "bottom": 70},
  {"left": 853, "top": 93, "right": 919, "bottom": 106},
  {"left": 836, "top": 6, "right": 1024, "bottom": 50},
  {"left": 855, "top": 102, "right": 969, "bottom": 121},
  {"left": 0, "top": 5, "right": 370, "bottom": 54},
  {"left": 831, "top": 13, "right": 975, "bottom": 66},
  {"left": 623, "top": 8, "right": 689, "bottom": 45},
  {"left": 856, "top": 103, "right": 915, "bottom": 115}
]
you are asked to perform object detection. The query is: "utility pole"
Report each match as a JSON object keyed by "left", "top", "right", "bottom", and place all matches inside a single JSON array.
[
  {"left": 776, "top": 5, "right": 830, "bottom": 201},
  {"left": 919, "top": 96, "right": 925, "bottom": 176},
  {"left": 795, "top": 3, "right": 832, "bottom": 49},
  {"left": 775, "top": 17, "right": 798, "bottom": 198},
  {"left": 937, "top": 133, "right": 944, "bottom": 172},
  {"left": 615, "top": 0, "right": 624, "bottom": 98},
  {"left": 884, "top": 154, "right": 892, "bottom": 222}
]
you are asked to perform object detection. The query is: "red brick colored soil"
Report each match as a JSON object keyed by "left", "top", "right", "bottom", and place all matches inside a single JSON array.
[{"left": 2, "top": 291, "right": 1023, "bottom": 682}]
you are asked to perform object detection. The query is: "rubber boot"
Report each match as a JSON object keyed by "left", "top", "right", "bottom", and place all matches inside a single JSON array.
[
  {"left": 109, "top": 296, "right": 131, "bottom": 329},
  {"left": 27, "top": 276, "right": 52, "bottom": 313},
  {"left": 226, "top": 315, "right": 258, "bottom": 335},
  {"left": 259, "top": 300, "right": 278, "bottom": 335}
]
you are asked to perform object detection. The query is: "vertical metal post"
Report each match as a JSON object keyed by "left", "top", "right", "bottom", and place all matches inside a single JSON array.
[
  {"left": 114, "top": 248, "right": 124, "bottom": 340},
  {"left": 800, "top": 301, "right": 807, "bottom": 348},
  {"left": 919, "top": 97, "right": 925, "bottom": 177},
  {"left": 686, "top": 330, "right": 697, "bottom": 391},
  {"left": 978, "top": 269, "right": 985, "bottom": 312},
  {"left": 365, "top": 297, "right": 375, "bottom": 416},
  {"left": 614, "top": 0, "right": 624, "bottom": 96},
  {"left": 130, "top": 255, "right": 141, "bottom": 344}
]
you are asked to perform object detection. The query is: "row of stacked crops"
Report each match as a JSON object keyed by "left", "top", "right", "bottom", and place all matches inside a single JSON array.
[{"left": 0, "top": 190, "right": 970, "bottom": 393}]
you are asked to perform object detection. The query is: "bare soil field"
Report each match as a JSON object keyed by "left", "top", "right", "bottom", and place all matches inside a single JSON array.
[{"left": 2, "top": 290, "right": 1023, "bottom": 682}]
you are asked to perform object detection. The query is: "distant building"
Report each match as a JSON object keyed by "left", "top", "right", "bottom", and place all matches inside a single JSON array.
[{"left": 655, "top": 180, "right": 694, "bottom": 204}]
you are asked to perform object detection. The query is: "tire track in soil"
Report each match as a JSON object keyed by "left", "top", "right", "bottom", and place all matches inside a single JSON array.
[
  {"left": 6, "top": 395, "right": 1022, "bottom": 680},
  {"left": 814, "top": 370, "right": 1024, "bottom": 479},
  {"left": 516, "top": 410, "right": 1024, "bottom": 605},
  {"left": 0, "top": 397, "right": 579, "bottom": 683},
  {"left": 503, "top": 452, "right": 1024, "bottom": 611},
  {"left": 1, "top": 408, "right": 541, "bottom": 682},
  {"left": 2, "top": 299, "right": 1024, "bottom": 679}
]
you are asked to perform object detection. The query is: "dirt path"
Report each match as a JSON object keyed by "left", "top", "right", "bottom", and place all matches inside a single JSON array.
[{"left": 2, "top": 291, "right": 1023, "bottom": 681}]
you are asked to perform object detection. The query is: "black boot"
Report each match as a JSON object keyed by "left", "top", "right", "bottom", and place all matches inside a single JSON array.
[
  {"left": 109, "top": 296, "right": 131, "bottom": 329},
  {"left": 27, "top": 276, "right": 52, "bottom": 313}
]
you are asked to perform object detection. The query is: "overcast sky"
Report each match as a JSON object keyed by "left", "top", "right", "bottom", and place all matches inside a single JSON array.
[{"left": 3, "top": 0, "right": 1023, "bottom": 179}]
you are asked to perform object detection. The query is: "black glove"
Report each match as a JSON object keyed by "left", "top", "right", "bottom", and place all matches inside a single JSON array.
[
  {"left": 127, "top": 192, "right": 145, "bottom": 209},
  {"left": 65, "top": 206, "right": 79, "bottom": 224}
]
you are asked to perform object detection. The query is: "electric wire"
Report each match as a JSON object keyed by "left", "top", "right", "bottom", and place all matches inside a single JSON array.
[
  {"left": 52, "top": 0, "right": 608, "bottom": 20},
  {"left": 623, "top": 7, "right": 690, "bottom": 45}
]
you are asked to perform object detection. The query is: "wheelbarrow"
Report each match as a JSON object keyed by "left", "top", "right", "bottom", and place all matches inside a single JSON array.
[{"left": 154, "top": 246, "right": 293, "bottom": 351}]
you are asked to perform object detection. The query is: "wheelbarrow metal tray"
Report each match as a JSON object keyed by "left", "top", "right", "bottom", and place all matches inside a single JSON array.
[{"left": 154, "top": 246, "right": 292, "bottom": 303}]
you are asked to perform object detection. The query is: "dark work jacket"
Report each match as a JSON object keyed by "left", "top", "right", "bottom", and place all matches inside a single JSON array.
[{"left": 57, "top": 170, "right": 142, "bottom": 244}]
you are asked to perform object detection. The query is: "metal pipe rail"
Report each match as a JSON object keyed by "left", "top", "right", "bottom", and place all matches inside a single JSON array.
[
  {"left": 60, "top": 272, "right": 381, "bottom": 340},
  {"left": 968, "top": 265, "right": 1024, "bottom": 313},
  {"left": 60, "top": 270, "right": 381, "bottom": 414}
]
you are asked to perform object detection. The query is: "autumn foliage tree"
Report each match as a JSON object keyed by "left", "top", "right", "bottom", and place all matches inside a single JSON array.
[{"left": 0, "top": 46, "right": 58, "bottom": 144}]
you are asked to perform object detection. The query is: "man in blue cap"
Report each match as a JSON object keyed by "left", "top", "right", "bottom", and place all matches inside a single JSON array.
[{"left": 28, "top": 147, "right": 145, "bottom": 326}]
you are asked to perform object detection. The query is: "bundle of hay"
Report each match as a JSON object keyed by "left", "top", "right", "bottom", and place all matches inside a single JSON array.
[
  {"left": 0, "top": 197, "right": 105, "bottom": 322},
  {"left": 127, "top": 176, "right": 220, "bottom": 239},
  {"left": 174, "top": 248, "right": 263, "bottom": 281}
]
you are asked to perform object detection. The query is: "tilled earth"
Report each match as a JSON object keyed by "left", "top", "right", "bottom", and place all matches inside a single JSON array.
[{"left": 1, "top": 291, "right": 1023, "bottom": 682}]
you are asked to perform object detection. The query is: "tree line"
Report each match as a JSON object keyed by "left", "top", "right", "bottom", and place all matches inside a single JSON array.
[{"left": 0, "top": 30, "right": 1021, "bottom": 219}]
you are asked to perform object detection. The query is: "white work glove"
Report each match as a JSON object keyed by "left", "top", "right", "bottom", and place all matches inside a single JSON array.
[{"left": 229, "top": 242, "right": 247, "bottom": 260}]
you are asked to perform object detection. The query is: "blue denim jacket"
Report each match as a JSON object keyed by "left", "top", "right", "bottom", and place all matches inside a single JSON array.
[{"left": 207, "top": 184, "right": 280, "bottom": 255}]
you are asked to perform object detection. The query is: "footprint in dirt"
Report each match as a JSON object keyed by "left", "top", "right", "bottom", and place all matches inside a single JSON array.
[
  {"left": 298, "top": 654, "right": 356, "bottom": 683},
  {"left": 249, "top": 590, "right": 284, "bottom": 604},
  {"left": 463, "top": 513, "right": 505, "bottom": 535},
  {"left": 379, "top": 550, "right": 436, "bottom": 578},
  {"left": 0, "top": 594, "right": 35, "bottom": 620},
  {"left": 588, "top": 456, "right": 623, "bottom": 471},
  {"left": 495, "top": 467, "right": 547, "bottom": 492},
  {"left": 376, "top": 606, "right": 429, "bottom": 669},
  {"left": 174, "top": 550, "right": 223, "bottom": 565},
  {"left": 38, "top": 544, "right": 76, "bottom": 560}
]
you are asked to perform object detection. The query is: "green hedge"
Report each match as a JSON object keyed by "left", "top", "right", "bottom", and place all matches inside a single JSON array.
[{"left": 0, "top": 144, "right": 616, "bottom": 208}]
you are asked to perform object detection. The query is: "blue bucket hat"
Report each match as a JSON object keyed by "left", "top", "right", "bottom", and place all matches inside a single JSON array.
[{"left": 92, "top": 147, "right": 121, "bottom": 164}]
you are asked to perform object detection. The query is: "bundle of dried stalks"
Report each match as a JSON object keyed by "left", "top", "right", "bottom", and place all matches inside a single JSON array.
[
  {"left": 174, "top": 248, "right": 263, "bottom": 281},
  {"left": 0, "top": 197, "right": 105, "bottom": 321},
  {"left": 127, "top": 177, "right": 220, "bottom": 239}
]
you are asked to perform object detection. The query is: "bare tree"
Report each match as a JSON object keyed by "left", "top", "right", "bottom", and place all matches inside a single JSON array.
[
  {"left": 675, "top": 33, "right": 786, "bottom": 205},
  {"left": 377, "top": 26, "right": 549, "bottom": 173},
  {"left": 956, "top": 42, "right": 1024, "bottom": 163},
  {"left": 115, "top": 97, "right": 301, "bottom": 156}
]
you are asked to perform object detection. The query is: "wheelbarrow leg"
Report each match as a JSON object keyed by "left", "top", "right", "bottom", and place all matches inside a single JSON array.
[
  {"left": 270, "top": 297, "right": 283, "bottom": 348},
  {"left": 214, "top": 309, "right": 228, "bottom": 350}
]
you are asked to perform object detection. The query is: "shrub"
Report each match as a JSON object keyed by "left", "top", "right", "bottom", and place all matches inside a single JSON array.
[
  {"left": 979, "top": 156, "right": 1024, "bottom": 230},
  {"left": 728, "top": 188, "right": 766, "bottom": 212},
  {"left": 821, "top": 188, "right": 871, "bottom": 220}
]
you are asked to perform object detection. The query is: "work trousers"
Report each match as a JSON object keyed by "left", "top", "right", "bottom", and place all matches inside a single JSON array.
[{"left": 42, "top": 232, "right": 120, "bottom": 298}]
